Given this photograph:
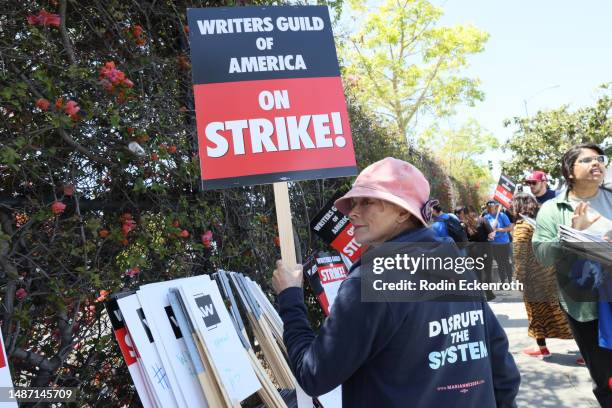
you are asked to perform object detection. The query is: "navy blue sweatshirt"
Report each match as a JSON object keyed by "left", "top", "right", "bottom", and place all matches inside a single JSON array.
[{"left": 279, "top": 227, "right": 520, "bottom": 407}]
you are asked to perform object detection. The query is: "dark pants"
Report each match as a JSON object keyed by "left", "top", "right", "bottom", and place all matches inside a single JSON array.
[
  {"left": 491, "top": 243, "right": 513, "bottom": 283},
  {"left": 469, "top": 244, "right": 495, "bottom": 300},
  {"left": 565, "top": 311, "right": 612, "bottom": 407}
]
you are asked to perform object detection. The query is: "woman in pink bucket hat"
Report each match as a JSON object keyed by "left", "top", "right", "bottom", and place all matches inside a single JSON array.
[
  {"left": 273, "top": 157, "right": 520, "bottom": 407},
  {"left": 333, "top": 157, "right": 434, "bottom": 244}
]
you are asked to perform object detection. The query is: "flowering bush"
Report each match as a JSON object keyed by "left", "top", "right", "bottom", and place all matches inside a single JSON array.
[{"left": 1, "top": 2, "right": 454, "bottom": 405}]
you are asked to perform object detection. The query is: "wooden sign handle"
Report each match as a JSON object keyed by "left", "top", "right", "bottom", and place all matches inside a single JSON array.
[
  {"left": 494, "top": 204, "right": 501, "bottom": 222},
  {"left": 490, "top": 204, "right": 502, "bottom": 238},
  {"left": 273, "top": 182, "right": 298, "bottom": 269}
]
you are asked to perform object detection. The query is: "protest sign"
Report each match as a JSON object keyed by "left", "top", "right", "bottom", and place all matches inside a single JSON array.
[
  {"left": 493, "top": 174, "right": 516, "bottom": 209},
  {"left": 138, "top": 277, "right": 210, "bottom": 407},
  {"left": 118, "top": 294, "right": 179, "bottom": 408},
  {"left": 0, "top": 328, "right": 17, "bottom": 408},
  {"left": 105, "top": 295, "right": 155, "bottom": 408},
  {"left": 311, "top": 191, "right": 363, "bottom": 263},
  {"left": 229, "top": 272, "right": 295, "bottom": 389},
  {"left": 215, "top": 271, "right": 289, "bottom": 408},
  {"left": 178, "top": 279, "right": 261, "bottom": 403},
  {"left": 187, "top": 6, "right": 357, "bottom": 190},
  {"left": 228, "top": 273, "right": 341, "bottom": 408},
  {"left": 168, "top": 289, "right": 227, "bottom": 408},
  {"left": 109, "top": 273, "right": 316, "bottom": 407},
  {"left": 304, "top": 252, "right": 348, "bottom": 316}
]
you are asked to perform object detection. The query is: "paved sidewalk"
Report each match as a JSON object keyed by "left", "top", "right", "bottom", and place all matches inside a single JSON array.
[{"left": 489, "top": 296, "right": 599, "bottom": 407}]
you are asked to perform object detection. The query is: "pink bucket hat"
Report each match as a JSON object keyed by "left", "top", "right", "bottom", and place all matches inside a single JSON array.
[{"left": 334, "top": 157, "right": 432, "bottom": 225}]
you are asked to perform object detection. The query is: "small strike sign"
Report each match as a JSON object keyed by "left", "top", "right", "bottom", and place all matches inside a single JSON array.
[{"left": 493, "top": 174, "right": 516, "bottom": 209}]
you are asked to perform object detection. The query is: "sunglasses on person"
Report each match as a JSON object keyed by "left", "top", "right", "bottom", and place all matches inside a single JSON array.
[
  {"left": 524, "top": 180, "right": 541, "bottom": 186},
  {"left": 575, "top": 155, "right": 609, "bottom": 165}
]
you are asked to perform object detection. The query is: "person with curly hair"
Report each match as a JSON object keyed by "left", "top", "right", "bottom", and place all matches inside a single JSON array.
[{"left": 511, "top": 193, "right": 573, "bottom": 358}]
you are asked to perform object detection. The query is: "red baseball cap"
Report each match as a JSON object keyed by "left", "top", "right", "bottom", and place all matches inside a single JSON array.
[{"left": 525, "top": 170, "right": 547, "bottom": 182}]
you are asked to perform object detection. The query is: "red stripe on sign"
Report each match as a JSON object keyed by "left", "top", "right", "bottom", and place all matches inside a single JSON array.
[
  {"left": 193, "top": 76, "right": 355, "bottom": 181},
  {"left": 494, "top": 185, "right": 513, "bottom": 208},
  {"left": 115, "top": 327, "right": 138, "bottom": 366},
  {"left": 0, "top": 346, "right": 5, "bottom": 369},
  {"left": 330, "top": 224, "right": 363, "bottom": 262}
]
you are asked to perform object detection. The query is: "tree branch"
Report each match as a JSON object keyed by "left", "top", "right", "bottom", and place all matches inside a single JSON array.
[
  {"left": 57, "top": 128, "right": 114, "bottom": 166},
  {"left": 59, "top": 0, "right": 78, "bottom": 65},
  {"left": 404, "top": 56, "right": 444, "bottom": 126}
]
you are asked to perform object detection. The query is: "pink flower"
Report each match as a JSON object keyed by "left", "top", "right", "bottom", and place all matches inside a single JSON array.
[
  {"left": 132, "top": 24, "right": 143, "bottom": 38},
  {"left": 99, "top": 61, "right": 116, "bottom": 76},
  {"left": 95, "top": 290, "right": 109, "bottom": 303},
  {"left": 64, "top": 100, "right": 80, "bottom": 119},
  {"left": 36, "top": 98, "right": 50, "bottom": 111},
  {"left": 101, "top": 63, "right": 125, "bottom": 84},
  {"left": 99, "top": 61, "right": 133, "bottom": 94},
  {"left": 51, "top": 201, "right": 66, "bottom": 215},
  {"left": 15, "top": 288, "right": 27, "bottom": 300},
  {"left": 121, "top": 219, "right": 136, "bottom": 236},
  {"left": 110, "top": 70, "right": 125, "bottom": 84},
  {"left": 27, "top": 10, "right": 60, "bottom": 27},
  {"left": 100, "top": 62, "right": 125, "bottom": 84},
  {"left": 125, "top": 267, "right": 140, "bottom": 278},
  {"left": 201, "top": 230, "right": 213, "bottom": 248},
  {"left": 99, "top": 79, "right": 113, "bottom": 92}
]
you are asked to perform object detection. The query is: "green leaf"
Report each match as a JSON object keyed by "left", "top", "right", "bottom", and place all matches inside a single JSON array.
[
  {"left": 0, "top": 87, "right": 12, "bottom": 100},
  {"left": 133, "top": 177, "right": 145, "bottom": 193},
  {"left": 14, "top": 137, "right": 26, "bottom": 149},
  {"left": 0, "top": 147, "right": 20, "bottom": 168},
  {"left": 110, "top": 114, "right": 120, "bottom": 128}
]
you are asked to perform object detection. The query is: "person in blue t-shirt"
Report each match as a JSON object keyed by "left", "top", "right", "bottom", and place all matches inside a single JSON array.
[
  {"left": 431, "top": 204, "right": 460, "bottom": 240},
  {"left": 483, "top": 200, "right": 514, "bottom": 283}
]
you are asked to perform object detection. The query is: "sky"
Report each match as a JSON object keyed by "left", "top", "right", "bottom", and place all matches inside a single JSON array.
[
  {"left": 435, "top": 0, "right": 612, "bottom": 177},
  {"left": 338, "top": 0, "right": 612, "bottom": 180}
]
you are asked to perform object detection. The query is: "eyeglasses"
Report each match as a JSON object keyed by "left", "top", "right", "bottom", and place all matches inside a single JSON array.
[
  {"left": 576, "top": 155, "right": 609, "bottom": 166},
  {"left": 524, "top": 181, "right": 540, "bottom": 186}
]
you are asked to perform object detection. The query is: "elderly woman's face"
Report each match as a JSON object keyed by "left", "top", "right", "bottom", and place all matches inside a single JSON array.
[{"left": 348, "top": 197, "right": 405, "bottom": 244}]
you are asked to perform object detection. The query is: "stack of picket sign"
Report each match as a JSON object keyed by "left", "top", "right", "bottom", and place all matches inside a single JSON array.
[{"left": 105, "top": 271, "right": 299, "bottom": 408}]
